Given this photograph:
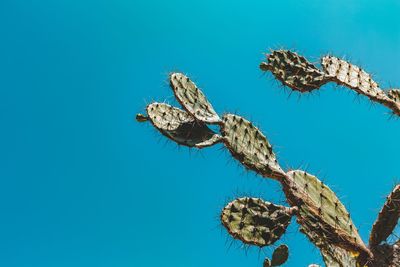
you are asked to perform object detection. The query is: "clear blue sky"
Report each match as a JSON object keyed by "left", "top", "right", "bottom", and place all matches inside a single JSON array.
[{"left": 1, "top": 1, "right": 400, "bottom": 266}]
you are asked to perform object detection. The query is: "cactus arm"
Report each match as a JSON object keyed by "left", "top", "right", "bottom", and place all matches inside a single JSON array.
[
  {"left": 260, "top": 50, "right": 400, "bottom": 116},
  {"left": 369, "top": 185, "right": 400, "bottom": 248}
]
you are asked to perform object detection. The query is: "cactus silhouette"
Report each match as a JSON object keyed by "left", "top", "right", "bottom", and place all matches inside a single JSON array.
[{"left": 137, "top": 68, "right": 400, "bottom": 266}]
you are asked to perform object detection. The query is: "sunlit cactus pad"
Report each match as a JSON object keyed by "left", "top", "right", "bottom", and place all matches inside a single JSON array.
[
  {"left": 260, "top": 50, "right": 328, "bottom": 92},
  {"left": 283, "top": 170, "right": 368, "bottom": 255},
  {"left": 170, "top": 72, "right": 221, "bottom": 124},
  {"left": 221, "top": 197, "right": 295, "bottom": 247},
  {"left": 220, "top": 114, "right": 285, "bottom": 179},
  {"left": 321, "top": 55, "right": 385, "bottom": 97},
  {"left": 145, "top": 102, "right": 221, "bottom": 148}
]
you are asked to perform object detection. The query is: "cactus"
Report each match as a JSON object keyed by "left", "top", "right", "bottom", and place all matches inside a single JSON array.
[
  {"left": 137, "top": 72, "right": 400, "bottom": 266},
  {"left": 260, "top": 49, "right": 400, "bottom": 116}
]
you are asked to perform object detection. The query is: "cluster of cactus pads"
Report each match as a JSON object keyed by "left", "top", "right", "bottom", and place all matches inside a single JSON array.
[
  {"left": 137, "top": 51, "right": 400, "bottom": 266},
  {"left": 260, "top": 50, "right": 400, "bottom": 116}
]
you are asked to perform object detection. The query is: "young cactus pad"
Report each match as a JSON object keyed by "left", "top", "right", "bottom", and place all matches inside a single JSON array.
[
  {"left": 145, "top": 102, "right": 222, "bottom": 148},
  {"left": 260, "top": 50, "right": 329, "bottom": 92},
  {"left": 283, "top": 170, "right": 370, "bottom": 257},
  {"left": 220, "top": 197, "right": 297, "bottom": 247},
  {"left": 169, "top": 72, "right": 221, "bottom": 124},
  {"left": 220, "top": 114, "right": 285, "bottom": 180}
]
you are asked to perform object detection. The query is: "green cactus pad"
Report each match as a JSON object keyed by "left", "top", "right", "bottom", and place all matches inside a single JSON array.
[
  {"left": 283, "top": 170, "right": 370, "bottom": 257},
  {"left": 169, "top": 72, "right": 221, "bottom": 124},
  {"left": 260, "top": 50, "right": 329, "bottom": 92},
  {"left": 271, "top": 244, "right": 289, "bottom": 266},
  {"left": 145, "top": 102, "right": 222, "bottom": 148},
  {"left": 369, "top": 185, "right": 400, "bottom": 247},
  {"left": 220, "top": 197, "right": 296, "bottom": 247},
  {"left": 220, "top": 114, "right": 285, "bottom": 179}
]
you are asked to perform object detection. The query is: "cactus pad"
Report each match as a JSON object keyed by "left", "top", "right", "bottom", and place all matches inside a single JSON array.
[
  {"left": 271, "top": 244, "right": 289, "bottom": 266},
  {"left": 169, "top": 72, "right": 221, "bottom": 124},
  {"left": 220, "top": 197, "right": 296, "bottom": 247},
  {"left": 321, "top": 55, "right": 388, "bottom": 101},
  {"left": 145, "top": 102, "right": 222, "bottom": 148},
  {"left": 220, "top": 114, "right": 285, "bottom": 179},
  {"left": 283, "top": 170, "right": 370, "bottom": 257},
  {"left": 369, "top": 185, "right": 400, "bottom": 247},
  {"left": 260, "top": 50, "right": 328, "bottom": 92}
]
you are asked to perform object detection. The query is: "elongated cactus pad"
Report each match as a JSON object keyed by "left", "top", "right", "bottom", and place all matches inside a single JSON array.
[
  {"left": 221, "top": 197, "right": 296, "bottom": 247},
  {"left": 260, "top": 50, "right": 329, "bottom": 92},
  {"left": 170, "top": 72, "right": 221, "bottom": 124},
  {"left": 220, "top": 114, "right": 285, "bottom": 179},
  {"left": 271, "top": 244, "right": 289, "bottom": 266},
  {"left": 145, "top": 102, "right": 222, "bottom": 148},
  {"left": 282, "top": 170, "right": 370, "bottom": 257},
  {"left": 369, "top": 185, "right": 400, "bottom": 247}
]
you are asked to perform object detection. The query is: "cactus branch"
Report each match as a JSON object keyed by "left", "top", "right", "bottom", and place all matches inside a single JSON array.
[
  {"left": 260, "top": 50, "right": 400, "bottom": 116},
  {"left": 138, "top": 71, "right": 400, "bottom": 266}
]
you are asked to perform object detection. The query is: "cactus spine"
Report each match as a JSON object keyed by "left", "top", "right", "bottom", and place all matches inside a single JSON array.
[{"left": 137, "top": 71, "right": 400, "bottom": 266}]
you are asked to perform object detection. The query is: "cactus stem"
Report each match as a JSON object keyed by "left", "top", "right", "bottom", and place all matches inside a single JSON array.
[{"left": 136, "top": 113, "right": 149, "bottom": 122}]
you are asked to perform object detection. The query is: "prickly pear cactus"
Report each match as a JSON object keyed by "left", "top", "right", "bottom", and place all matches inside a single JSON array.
[
  {"left": 138, "top": 70, "right": 400, "bottom": 267},
  {"left": 220, "top": 197, "right": 296, "bottom": 247},
  {"left": 260, "top": 50, "right": 400, "bottom": 116}
]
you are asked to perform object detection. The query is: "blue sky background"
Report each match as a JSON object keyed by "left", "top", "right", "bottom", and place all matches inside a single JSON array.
[{"left": 1, "top": 0, "right": 400, "bottom": 266}]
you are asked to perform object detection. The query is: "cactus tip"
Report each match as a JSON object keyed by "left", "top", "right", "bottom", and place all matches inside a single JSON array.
[{"left": 136, "top": 113, "right": 149, "bottom": 122}]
